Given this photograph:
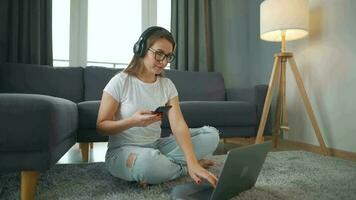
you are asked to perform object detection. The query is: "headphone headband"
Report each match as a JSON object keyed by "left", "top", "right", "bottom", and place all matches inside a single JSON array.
[{"left": 133, "top": 26, "right": 172, "bottom": 57}]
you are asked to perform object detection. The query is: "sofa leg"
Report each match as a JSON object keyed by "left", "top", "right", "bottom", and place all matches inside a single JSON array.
[
  {"left": 222, "top": 138, "right": 227, "bottom": 143},
  {"left": 21, "top": 170, "right": 38, "bottom": 200},
  {"left": 79, "top": 143, "right": 90, "bottom": 162}
]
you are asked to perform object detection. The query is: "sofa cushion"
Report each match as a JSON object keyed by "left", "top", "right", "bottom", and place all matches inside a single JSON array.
[
  {"left": 78, "top": 100, "right": 100, "bottom": 129},
  {"left": 77, "top": 100, "right": 109, "bottom": 142},
  {"left": 78, "top": 100, "right": 256, "bottom": 130},
  {"left": 0, "top": 63, "right": 84, "bottom": 103},
  {"left": 162, "top": 101, "right": 257, "bottom": 128},
  {"left": 164, "top": 70, "right": 226, "bottom": 101},
  {"left": 84, "top": 66, "right": 121, "bottom": 101}
]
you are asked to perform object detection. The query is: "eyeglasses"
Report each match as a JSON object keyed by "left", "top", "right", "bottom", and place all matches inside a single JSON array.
[{"left": 148, "top": 48, "right": 175, "bottom": 63}]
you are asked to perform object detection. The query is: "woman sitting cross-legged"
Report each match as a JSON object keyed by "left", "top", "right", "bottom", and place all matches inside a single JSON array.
[{"left": 96, "top": 26, "right": 220, "bottom": 187}]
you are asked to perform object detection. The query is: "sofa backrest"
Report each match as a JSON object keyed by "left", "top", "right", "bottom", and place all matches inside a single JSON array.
[
  {"left": 0, "top": 63, "right": 226, "bottom": 102},
  {"left": 84, "top": 66, "right": 226, "bottom": 101},
  {"left": 0, "top": 63, "right": 84, "bottom": 103},
  {"left": 84, "top": 66, "right": 121, "bottom": 101},
  {"left": 164, "top": 70, "right": 226, "bottom": 101}
]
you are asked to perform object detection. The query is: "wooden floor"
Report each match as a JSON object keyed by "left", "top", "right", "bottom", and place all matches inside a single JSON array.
[{"left": 58, "top": 137, "right": 356, "bottom": 164}]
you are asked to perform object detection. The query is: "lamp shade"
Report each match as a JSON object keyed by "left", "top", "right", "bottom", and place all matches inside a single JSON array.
[{"left": 260, "top": 0, "right": 309, "bottom": 42}]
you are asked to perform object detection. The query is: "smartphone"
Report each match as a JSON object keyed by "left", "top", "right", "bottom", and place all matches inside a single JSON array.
[{"left": 153, "top": 105, "right": 172, "bottom": 114}]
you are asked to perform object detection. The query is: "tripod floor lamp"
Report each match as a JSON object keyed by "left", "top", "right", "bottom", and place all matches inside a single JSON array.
[{"left": 255, "top": 0, "right": 329, "bottom": 156}]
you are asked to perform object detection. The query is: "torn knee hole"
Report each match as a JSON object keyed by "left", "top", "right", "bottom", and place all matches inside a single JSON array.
[{"left": 126, "top": 153, "right": 137, "bottom": 168}]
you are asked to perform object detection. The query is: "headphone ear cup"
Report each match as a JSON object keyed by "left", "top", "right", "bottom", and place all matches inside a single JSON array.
[
  {"left": 138, "top": 38, "right": 146, "bottom": 57},
  {"left": 133, "top": 39, "right": 141, "bottom": 56},
  {"left": 133, "top": 37, "right": 146, "bottom": 57},
  {"left": 133, "top": 26, "right": 166, "bottom": 57}
]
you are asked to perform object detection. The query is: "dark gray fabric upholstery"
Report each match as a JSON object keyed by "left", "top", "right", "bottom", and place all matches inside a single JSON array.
[
  {"left": 78, "top": 100, "right": 100, "bottom": 129},
  {"left": 79, "top": 101, "right": 256, "bottom": 129},
  {"left": 77, "top": 129, "right": 108, "bottom": 143},
  {"left": 0, "top": 63, "right": 271, "bottom": 174},
  {"left": 0, "top": 63, "right": 83, "bottom": 102},
  {"left": 0, "top": 93, "right": 77, "bottom": 172},
  {"left": 84, "top": 67, "right": 226, "bottom": 102},
  {"left": 162, "top": 101, "right": 256, "bottom": 128},
  {"left": 77, "top": 101, "right": 108, "bottom": 142},
  {"left": 77, "top": 100, "right": 258, "bottom": 141},
  {"left": 162, "top": 126, "right": 256, "bottom": 138},
  {"left": 84, "top": 67, "right": 121, "bottom": 101},
  {"left": 164, "top": 69, "right": 225, "bottom": 101},
  {"left": 226, "top": 87, "right": 255, "bottom": 102},
  {"left": 79, "top": 67, "right": 269, "bottom": 141},
  {"left": 0, "top": 94, "right": 78, "bottom": 152},
  {"left": 227, "top": 85, "right": 272, "bottom": 134},
  {"left": 0, "top": 136, "right": 76, "bottom": 172}
]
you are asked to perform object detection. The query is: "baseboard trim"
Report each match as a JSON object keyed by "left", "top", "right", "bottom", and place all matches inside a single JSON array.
[
  {"left": 283, "top": 139, "right": 356, "bottom": 161},
  {"left": 224, "top": 137, "right": 356, "bottom": 161}
]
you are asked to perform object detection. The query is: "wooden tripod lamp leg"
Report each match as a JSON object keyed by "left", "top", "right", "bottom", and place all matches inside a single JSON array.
[
  {"left": 288, "top": 57, "right": 330, "bottom": 156},
  {"left": 280, "top": 58, "right": 289, "bottom": 132},
  {"left": 256, "top": 56, "right": 281, "bottom": 144},
  {"left": 272, "top": 61, "right": 283, "bottom": 148}
]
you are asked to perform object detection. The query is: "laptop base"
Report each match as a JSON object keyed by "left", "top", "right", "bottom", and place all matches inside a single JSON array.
[
  {"left": 167, "top": 182, "right": 213, "bottom": 200},
  {"left": 166, "top": 141, "right": 272, "bottom": 200}
]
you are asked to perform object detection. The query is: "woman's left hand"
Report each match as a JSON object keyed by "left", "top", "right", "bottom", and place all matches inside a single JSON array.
[{"left": 187, "top": 161, "right": 218, "bottom": 187}]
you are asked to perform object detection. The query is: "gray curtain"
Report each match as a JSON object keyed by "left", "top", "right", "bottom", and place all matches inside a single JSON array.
[
  {"left": 0, "top": 0, "right": 53, "bottom": 65},
  {"left": 171, "top": 0, "right": 214, "bottom": 72}
]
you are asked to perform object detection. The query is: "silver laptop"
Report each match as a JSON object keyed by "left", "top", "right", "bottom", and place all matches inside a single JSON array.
[{"left": 166, "top": 141, "right": 272, "bottom": 200}]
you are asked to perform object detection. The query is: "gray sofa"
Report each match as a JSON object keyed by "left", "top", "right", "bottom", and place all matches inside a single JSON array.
[{"left": 0, "top": 62, "right": 271, "bottom": 198}]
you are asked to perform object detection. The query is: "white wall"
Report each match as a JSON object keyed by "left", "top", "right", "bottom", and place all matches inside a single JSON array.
[
  {"left": 214, "top": 0, "right": 356, "bottom": 153},
  {"left": 284, "top": 0, "right": 356, "bottom": 153},
  {"left": 247, "top": 0, "right": 356, "bottom": 153}
]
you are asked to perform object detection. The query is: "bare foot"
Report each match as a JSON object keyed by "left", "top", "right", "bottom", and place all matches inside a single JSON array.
[{"left": 198, "top": 159, "right": 215, "bottom": 169}]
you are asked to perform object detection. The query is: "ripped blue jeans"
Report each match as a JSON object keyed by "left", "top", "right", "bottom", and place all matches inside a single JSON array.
[{"left": 105, "top": 126, "right": 220, "bottom": 184}]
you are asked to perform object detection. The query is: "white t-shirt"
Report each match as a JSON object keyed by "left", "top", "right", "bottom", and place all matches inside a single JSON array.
[{"left": 103, "top": 71, "right": 178, "bottom": 149}]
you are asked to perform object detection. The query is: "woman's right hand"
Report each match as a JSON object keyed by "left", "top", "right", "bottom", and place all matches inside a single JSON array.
[{"left": 130, "top": 109, "right": 162, "bottom": 127}]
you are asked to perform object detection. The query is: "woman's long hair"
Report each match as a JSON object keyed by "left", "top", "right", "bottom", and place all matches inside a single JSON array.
[{"left": 124, "top": 29, "right": 175, "bottom": 77}]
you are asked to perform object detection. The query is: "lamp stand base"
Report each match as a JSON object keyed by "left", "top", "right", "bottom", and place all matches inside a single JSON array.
[{"left": 255, "top": 52, "right": 330, "bottom": 156}]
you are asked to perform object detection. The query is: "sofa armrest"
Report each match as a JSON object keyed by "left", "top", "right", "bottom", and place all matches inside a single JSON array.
[
  {"left": 254, "top": 84, "right": 268, "bottom": 110},
  {"left": 254, "top": 85, "right": 272, "bottom": 135},
  {"left": 0, "top": 93, "right": 78, "bottom": 152},
  {"left": 226, "top": 85, "right": 271, "bottom": 135}
]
